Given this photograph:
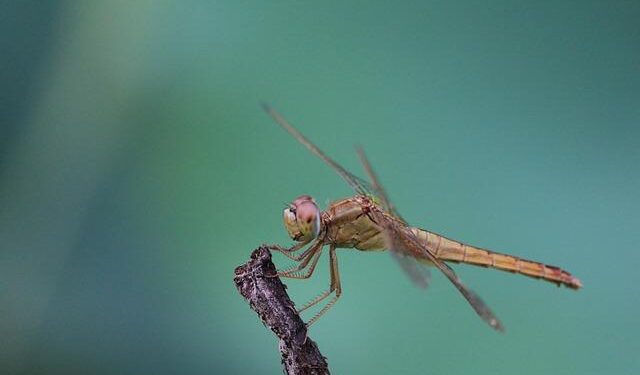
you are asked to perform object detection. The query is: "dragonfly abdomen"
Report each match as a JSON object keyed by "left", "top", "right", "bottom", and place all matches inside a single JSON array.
[{"left": 412, "top": 228, "right": 582, "bottom": 289}]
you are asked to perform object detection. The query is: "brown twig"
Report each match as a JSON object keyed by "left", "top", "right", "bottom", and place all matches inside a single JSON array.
[{"left": 234, "top": 247, "right": 330, "bottom": 375}]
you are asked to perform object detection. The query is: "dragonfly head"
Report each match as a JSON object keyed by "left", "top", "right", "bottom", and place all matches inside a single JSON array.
[{"left": 283, "top": 195, "right": 321, "bottom": 242}]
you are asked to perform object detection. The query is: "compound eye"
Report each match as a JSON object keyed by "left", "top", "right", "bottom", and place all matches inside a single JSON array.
[
  {"left": 295, "top": 201, "right": 320, "bottom": 240},
  {"left": 282, "top": 195, "right": 321, "bottom": 242}
]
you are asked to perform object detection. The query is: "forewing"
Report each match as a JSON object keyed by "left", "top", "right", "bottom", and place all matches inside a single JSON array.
[
  {"left": 262, "top": 103, "right": 368, "bottom": 195},
  {"left": 356, "top": 146, "right": 404, "bottom": 220},
  {"left": 372, "top": 210, "right": 504, "bottom": 332}
]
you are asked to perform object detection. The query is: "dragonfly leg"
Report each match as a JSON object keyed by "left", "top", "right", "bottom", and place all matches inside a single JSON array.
[
  {"left": 265, "top": 241, "right": 311, "bottom": 261},
  {"left": 265, "top": 241, "right": 318, "bottom": 278},
  {"left": 277, "top": 241, "right": 324, "bottom": 278},
  {"left": 303, "top": 245, "right": 343, "bottom": 327},
  {"left": 297, "top": 289, "right": 332, "bottom": 314},
  {"left": 276, "top": 240, "right": 319, "bottom": 263}
]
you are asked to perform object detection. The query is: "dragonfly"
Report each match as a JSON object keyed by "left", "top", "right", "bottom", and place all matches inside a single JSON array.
[{"left": 262, "top": 104, "right": 582, "bottom": 332}]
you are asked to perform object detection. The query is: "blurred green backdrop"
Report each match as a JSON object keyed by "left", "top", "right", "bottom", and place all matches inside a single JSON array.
[{"left": 1, "top": 1, "right": 639, "bottom": 374}]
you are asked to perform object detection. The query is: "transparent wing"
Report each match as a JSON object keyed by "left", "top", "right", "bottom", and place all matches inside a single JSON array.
[
  {"left": 355, "top": 146, "right": 400, "bottom": 217},
  {"left": 372, "top": 209, "right": 504, "bottom": 332},
  {"left": 264, "top": 105, "right": 502, "bottom": 331},
  {"left": 356, "top": 146, "right": 431, "bottom": 288},
  {"left": 357, "top": 146, "right": 502, "bottom": 331},
  {"left": 262, "top": 103, "right": 369, "bottom": 195},
  {"left": 390, "top": 249, "right": 431, "bottom": 289}
]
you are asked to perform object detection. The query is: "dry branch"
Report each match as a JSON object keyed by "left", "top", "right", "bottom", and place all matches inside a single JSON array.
[{"left": 234, "top": 247, "right": 330, "bottom": 375}]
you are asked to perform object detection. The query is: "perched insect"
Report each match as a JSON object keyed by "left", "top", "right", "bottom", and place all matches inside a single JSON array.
[{"left": 263, "top": 104, "right": 582, "bottom": 331}]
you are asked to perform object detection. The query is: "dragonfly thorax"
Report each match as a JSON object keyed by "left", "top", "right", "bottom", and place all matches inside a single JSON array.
[{"left": 283, "top": 195, "right": 321, "bottom": 242}]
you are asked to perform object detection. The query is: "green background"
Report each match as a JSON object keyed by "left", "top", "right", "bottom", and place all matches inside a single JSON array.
[{"left": 2, "top": 1, "right": 638, "bottom": 374}]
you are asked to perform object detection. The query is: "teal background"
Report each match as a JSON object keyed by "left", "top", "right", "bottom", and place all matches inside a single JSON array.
[{"left": 1, "top": 1, "right": 639, "bottom": 374}]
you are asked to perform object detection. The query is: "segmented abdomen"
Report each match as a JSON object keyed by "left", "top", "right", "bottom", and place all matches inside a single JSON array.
[{"left": 411, "top": 228, "right": 582, "bottom": 289}]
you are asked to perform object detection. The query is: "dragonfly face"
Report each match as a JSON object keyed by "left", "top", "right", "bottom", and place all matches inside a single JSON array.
[{"left": 283, "top": 195, "right": 321, "bottom": 242}]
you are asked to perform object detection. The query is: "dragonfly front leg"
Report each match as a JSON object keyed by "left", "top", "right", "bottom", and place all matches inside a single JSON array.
[
  {"left": 277, "top": 241, "right": 324, "bottom": 278},
  {"left": 301, "top": 245, "right": 342, "bottom": 327},
  {"left": 264, "top": 241, "right": 311, "bottom": 261},
  {"left": 278, "top": 244, "right": 324, "bottom": 280}
]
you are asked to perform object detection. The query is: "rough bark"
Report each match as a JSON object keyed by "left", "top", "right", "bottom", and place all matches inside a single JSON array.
[{"left": 234, "top": 247, "right": 330, "bottom": 375}]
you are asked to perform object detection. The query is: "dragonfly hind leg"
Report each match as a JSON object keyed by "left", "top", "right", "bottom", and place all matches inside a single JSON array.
[{"left": 302, "top": 245, "right": 342, "bottom": 327}]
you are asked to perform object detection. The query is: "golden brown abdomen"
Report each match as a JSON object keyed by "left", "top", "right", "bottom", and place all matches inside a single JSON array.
[{"left": 412, "top": 228, "right": 582, "bottom": 289}]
